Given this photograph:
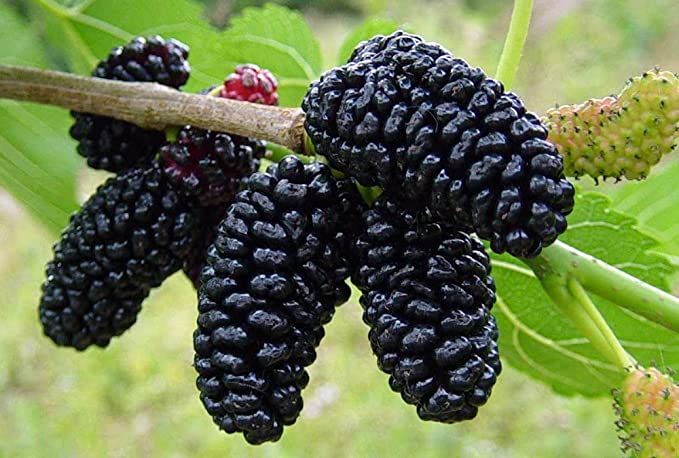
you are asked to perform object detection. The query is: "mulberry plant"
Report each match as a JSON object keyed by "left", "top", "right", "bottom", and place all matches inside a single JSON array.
[{"left": 1, "top": 1, "right": 679, "bottom": 454}]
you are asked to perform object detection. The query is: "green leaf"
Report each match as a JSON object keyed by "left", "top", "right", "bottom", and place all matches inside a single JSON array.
[
  {"left": 215, "top": 4, "right": 323, "bottom": 106},
  {"left": 29, "top": 0, "right": 223, "bottom": 90},
  {"left": 0, "top": 3, "right": 79, "bottom": 233},
  {"left": 337, "top": 18, "right": 401, "bottom": 65},
  {"left": 609, "top": 159, "right": 679, "bottom": 258},
  {"left": 493, "top": 192, "right": 679, "bottom": 397},
  {"left": 29, "top": 1, "right": 320, "bottom": 106}
]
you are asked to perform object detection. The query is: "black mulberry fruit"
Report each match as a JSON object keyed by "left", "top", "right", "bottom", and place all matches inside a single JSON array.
[
  {"left": 160, "top": 126, "right": 266, "bottom": 207},
  {"left": 352, "top": 194, "right": 501, "bottom": 423},
  {"left": 70, "top": 35, "right": 191, "bottom": 172},
  {"left": 302, "top": 31, "right": 574, "bottom": 257},
  {"left": 39, "top": 162, "right": 200, "bottom": 350},
  {"left": 159, "top": 125, "right": 266, "bottom": 288},
  {"left": 195, "top": 156, "right": 365, "bottom": 443},
  {"left": 182, "top": 204, "right": 228, "bottom": 289}
]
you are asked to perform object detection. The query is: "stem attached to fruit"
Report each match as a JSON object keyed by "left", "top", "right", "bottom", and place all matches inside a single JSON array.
[
  {"left": 525, "top": 241, "right": 679, "bottom": 334},
  {"left": 524, "top": 248, "right": 636, "bottom": 368},
  {"left": 495, "top": 0, "right": 533, "bottom": 89},
  {"left": 266, "top": 142, "right": 314, "bottom": 164},
  {"left": 0, "top": 64, "right": 311, "bottom": 155},
  {"left": 567, "top": 278, "right": 636, "bottom": 368}
]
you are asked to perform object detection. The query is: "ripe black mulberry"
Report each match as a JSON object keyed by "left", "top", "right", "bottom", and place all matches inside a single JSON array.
[
  {"left": 159, "top": 125, "right": 266, "bottom": 288},
  {"left": 194, "top": 156, "right": 365, "bottom": 443},
  {"left": 70, "top": 35, "right": 191, "bottom": 172},
  {"left": 352, "top": 193, "right": 501, "bottom": 423},
  {"left": 39, "top": 162, "right": 200, "bottom": 350},
  {"left": 303, "top": 31, "right": 574, "bottom": 257}
]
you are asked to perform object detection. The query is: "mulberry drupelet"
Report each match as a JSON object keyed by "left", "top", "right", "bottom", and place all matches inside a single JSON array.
[
  {"left": 194, "top": 156, "right": 365, "bottom": 444},
  {"left": 70, "top": 35, "right": 191, "bottom": 172},
  {"left": 352, "top": 194, "right": 501, "bottom": 423},
  {"left": 303, "top": 31, "right": 574, "bottom": 257},
  {"left": 39, "top": 162, "right": 200, "bottom": 350}
]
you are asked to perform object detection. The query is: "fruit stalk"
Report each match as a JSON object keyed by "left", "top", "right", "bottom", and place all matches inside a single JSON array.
[
  {"left": 0, "top": 64, "right": 309, "bottom": 154},
  {"left": 527, "top": 247, "right": 635, "bottom": 367},
  {"left": 525, "top": 241, "right": 679, "bottom": 333}
]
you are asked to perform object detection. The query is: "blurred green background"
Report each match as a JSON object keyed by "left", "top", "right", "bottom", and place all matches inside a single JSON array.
[{"left": 1, "top": 0, "right": 678, "bottom": 456}]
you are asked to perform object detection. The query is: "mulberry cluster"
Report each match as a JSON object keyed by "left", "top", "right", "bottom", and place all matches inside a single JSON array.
[
  {"left": 352, "top": 194, "right": 500, "bottom": 423},
  {"left": 545, "top": 69, "right": 679, "bottom": 182},
  {"left": 35, "top": 30, "right": 595, "bottom": 445},
  {"left": 303, "top": 31, "right": 574, "bottom": 257},
  {"left": 70, "top": 35, "right": 191, "bottom": 172},
  {"left": 194, "top": 156, "right": 365, "bottom": 443},
  {"left": 39, "top": 163, "right": 200, "bottom": 350}
]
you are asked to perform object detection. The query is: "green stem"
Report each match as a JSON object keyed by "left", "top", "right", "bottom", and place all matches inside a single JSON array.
[
  {"left": 526, "top": 252, "right": 633, "bottom": 368},
  {"left": 266, "top": 142, "right": 314, "bottom": 164},
  {"left": 526, "top": 241, "right": 679, "bottom": 333},
  {"left": 567, "top": 278, "right": 636, "bottom": 368},
  {"left": 495, "top": 0, "right": 533, "bottom": 88}
]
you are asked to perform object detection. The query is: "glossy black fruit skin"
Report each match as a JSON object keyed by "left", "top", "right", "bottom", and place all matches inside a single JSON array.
[
  {"left": 70, "top": 115, "right": 167, "bottom": 172},
  {"left": 39, "top": 162, "right": 200, "bottom": 350},
  {"left": 159, "top": 125, "right": 267, "bottom": 289},
  {"left": 92, "top": 35, "right": 190, "bottom": 88},
  {"left": 352, "top": 193, "right": 501, "bottom": 423},
  {"left": 195, "top": 156, "right": 365, "bottom": 444},
  {"left": 160, "top": 126, "right": 266, "bottom": 208},
  {"left": 302, "top": 31, "right": 574, "bottom": 258},
  {"left": 70, "top": 35, "right": 191, "bottom": 173},
  {"left": 182, "top": 203, "right": 228, "bottom": 289}
]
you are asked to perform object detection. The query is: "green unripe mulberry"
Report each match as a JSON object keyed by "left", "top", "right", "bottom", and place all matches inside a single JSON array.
[
  {"left": 613, "top": 367, "right": 679, "bottom": 457},
  {"left": 545, "top": 69, "right": 679, "bottom": 181}
]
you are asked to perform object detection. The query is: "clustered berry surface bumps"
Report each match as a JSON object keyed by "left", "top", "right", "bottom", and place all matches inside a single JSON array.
[
  {"left": 353, "top": 195, "right": 501, "bottom": 422},
  {"left": 160, "top": 64, "right": 279, "bottom": 288},
  {"left": 160, "top": 127, "right": 267, "bottom": 207},
  {"left": 70, "top": 36, "right": 191, "bottom": 172},
  {"left": 303, "top": 31, "right": 575, "bottom": 258},
  {"left": 38, "top": 31, "right": 584, "bottom": 445},
  {"left": 40, "top": 163, "right": 199, "bottom": 350},
  {"left": 195, "top": 157, "right": 365, "bottom": 443},
  {"left": 614, "top": 367, "right": 679, "bottom": 457},
  {"left": 545, "top": 69, "right": 679, "bottom": 182},
  {"left": 222, "top": 64, "right": 279, "bottom": 105}
]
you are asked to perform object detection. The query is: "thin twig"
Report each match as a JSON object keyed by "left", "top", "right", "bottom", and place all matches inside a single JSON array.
[{"left": 0, "top": 64, "right": 310, "bottom": 154}]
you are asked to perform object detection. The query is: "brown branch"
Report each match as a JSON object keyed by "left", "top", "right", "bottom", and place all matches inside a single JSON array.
[{"left": 0, "top": 64, "right": 309, "bottom": 154}]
